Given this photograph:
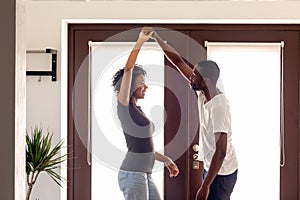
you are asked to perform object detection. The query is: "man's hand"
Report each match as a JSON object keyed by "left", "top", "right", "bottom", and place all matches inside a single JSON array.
[
  {"left": 138, "top": 27, "right": 153, "bottom": 43},
  {"left": 195, "top": 185, "right": 209, "bottom": 200},
  {"left": 141, "top": 27, "right": 158, "bottom": 40}
]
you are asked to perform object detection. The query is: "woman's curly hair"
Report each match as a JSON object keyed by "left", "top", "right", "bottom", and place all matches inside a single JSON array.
[{"left": 112, "top": 64, "right": 147, "bottom": 95}]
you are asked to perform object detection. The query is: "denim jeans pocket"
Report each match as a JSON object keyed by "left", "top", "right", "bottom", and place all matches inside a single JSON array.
[
  {"left": 118, "top": 171, "right": 129, "bottom": 182},
  {"left": 118, "top": 171, "right": 129, "bottom": 191}
]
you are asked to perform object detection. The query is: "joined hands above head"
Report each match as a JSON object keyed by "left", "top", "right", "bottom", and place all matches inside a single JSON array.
[{"left": 137, "top": 27, "right": 154, "bottom": 45}]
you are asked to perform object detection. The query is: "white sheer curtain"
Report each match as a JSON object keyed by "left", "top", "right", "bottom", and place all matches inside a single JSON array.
[
  {"left": 90, "top": 42, "right": 164, "bottom": 199},
  {"left": 206, "top": 42, "right": 281, "bottom": 200}
]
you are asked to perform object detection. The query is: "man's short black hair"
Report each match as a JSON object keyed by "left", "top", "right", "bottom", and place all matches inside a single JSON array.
[{"left": 195, "top": 60, "right": 220, "bottom": 85}]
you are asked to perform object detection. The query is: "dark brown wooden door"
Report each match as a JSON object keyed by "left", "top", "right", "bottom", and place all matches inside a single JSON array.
[{"left": 68, "top": 24, "right": 299, "bottom": 200}]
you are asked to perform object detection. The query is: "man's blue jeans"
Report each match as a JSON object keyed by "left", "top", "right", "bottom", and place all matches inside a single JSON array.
[
  {"left": 203, "top": 169, "right": 238, "bottom": 200},
  {"left": 118, "top": 170, "right": 161, "bottom": 200}
]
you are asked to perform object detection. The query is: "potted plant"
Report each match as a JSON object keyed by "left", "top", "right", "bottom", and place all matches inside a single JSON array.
[{"left": 26, "top": 127, "right": 67, "bottom": 200}]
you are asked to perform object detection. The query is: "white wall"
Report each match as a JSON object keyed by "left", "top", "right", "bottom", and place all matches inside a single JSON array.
[
  {"left": 26, "top": 1, "right": 300, "bottom": 199},
  {"left": 0, "top": 0, "right": 26, "bottom": 199}
]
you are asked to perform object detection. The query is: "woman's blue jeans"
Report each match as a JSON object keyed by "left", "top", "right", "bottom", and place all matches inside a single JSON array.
[{"left": 118, "top": 170, "right": 161, "bottom": 200}]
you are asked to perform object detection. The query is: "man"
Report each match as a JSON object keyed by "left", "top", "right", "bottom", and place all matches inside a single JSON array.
[{"left": 150, "top": 27, "right": 238, "bottom": 200}]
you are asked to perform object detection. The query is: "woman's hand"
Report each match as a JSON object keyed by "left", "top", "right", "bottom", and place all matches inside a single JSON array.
[
  {"left": 141, "top": 27, "right": 158, "bottom": 40},
  {"left": 137, "top": 27, "right": 153, "bottom": 44},
  {"left": 165, "top": 158, "right": 180, "bottom": 178},
  {"left": 154, "top": 152, "right": 179, "bottom": 178}
]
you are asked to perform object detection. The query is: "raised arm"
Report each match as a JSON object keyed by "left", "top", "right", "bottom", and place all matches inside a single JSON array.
[
  {"left": 118, "top": 28, "right": 153, "bottom": 106},
  {"left": 151, "top": 28, "right": 193, "bottom": 82}
]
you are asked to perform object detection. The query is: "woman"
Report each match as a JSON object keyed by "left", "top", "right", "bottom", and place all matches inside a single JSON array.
[
  {"left": 112, "top": 28, "right": 179, "bottom": 200},
  {"left": 149, "top": 27, "right": 238, "bottom": 200}
]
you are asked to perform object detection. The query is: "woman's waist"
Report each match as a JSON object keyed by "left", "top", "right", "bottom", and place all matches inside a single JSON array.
[{"left": 120, "top": 152, "right": 155, "bottom": 173}]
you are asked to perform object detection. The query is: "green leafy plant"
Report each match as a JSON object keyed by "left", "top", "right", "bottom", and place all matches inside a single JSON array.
[{"left": 26, "top": 127, "right": 67, "bottom": 200}]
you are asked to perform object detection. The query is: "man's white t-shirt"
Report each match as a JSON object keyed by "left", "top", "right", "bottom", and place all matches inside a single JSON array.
[{"left": 197, "top": 91, "right": 238, "bottom": 175}]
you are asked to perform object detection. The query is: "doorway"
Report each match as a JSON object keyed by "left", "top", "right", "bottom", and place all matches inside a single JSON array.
[{"left": 67, "top": 24, "right": 299, "bottom": 200}]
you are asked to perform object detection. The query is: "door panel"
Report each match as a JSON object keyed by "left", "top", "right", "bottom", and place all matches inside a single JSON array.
[
  {"left": 68, "top": 24, "right": 299, "bottom": 200},
  {"left": 190, "top": 30, "right": 299, "bottom": 200}
]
